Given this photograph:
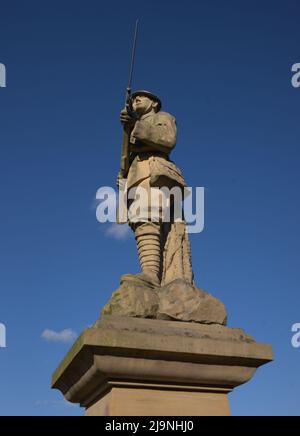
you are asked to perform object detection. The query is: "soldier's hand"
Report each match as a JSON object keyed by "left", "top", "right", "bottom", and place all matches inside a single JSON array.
[{"left": 120, "top": 108, "right": 136, "bottom": 127}]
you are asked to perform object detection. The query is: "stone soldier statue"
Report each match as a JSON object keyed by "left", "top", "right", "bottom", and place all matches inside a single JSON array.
[
  {"left": 103, "top": 90, "right": 226, "bottom": 325},
  {"left": 118, "top": 90, "right": 194, "bottom": 289}
]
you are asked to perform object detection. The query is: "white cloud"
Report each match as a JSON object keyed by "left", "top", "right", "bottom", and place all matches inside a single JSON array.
[
  {"left": 41, "top": 329, "right": 77, "bottom": 344},
  {"left": 105, "top": 223, "right": 131, "bottom": 240}
]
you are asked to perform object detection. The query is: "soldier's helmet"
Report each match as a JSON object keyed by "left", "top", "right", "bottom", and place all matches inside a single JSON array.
[{"left": 131, "top": 90, "right": 162, "bottom": 112}]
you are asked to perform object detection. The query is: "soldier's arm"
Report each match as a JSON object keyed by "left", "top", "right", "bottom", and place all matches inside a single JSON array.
[{"left": 131, "top": 112, "right": 177, "bottom": 154}]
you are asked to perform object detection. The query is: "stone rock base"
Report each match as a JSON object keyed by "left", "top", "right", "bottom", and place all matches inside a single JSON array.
[
  {"left": 102, "top": 279, "right": 227, "bottom": 326},
  {"left": 158, "top": 279, "right": 227, "bottom": 325},
  {"left": 102, "top": 281, "right": 159, "bottom": 319}
]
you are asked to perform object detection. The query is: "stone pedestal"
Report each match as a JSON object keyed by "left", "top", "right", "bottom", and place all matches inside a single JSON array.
[{"left": 52, "top": 316, "right": 273, "bottom": 416}]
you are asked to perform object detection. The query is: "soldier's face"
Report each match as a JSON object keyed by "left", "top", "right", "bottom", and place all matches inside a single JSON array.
[{"left": 132, "top": 95, "right": 157, "bottom": 115}]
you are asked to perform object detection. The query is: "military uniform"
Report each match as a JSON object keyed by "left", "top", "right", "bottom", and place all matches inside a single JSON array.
[
  {"left": 127, "top": 111, "right": 186, "bottom": 192},
  {"left": 120, "top": 92, "right": 193, "bottom": 288}
]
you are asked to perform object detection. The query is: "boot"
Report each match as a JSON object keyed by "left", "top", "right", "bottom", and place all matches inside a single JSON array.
[{"left": 121, "top": 222, "right": 161, "bottom": 287}]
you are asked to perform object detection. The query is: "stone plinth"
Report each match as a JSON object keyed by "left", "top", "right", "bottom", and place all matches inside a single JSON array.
[{"left": 52, "top": 316, "right": 273, "bottom": 416}]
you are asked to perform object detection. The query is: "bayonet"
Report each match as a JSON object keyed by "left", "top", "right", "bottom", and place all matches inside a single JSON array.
[{"left": 119, "top": 19, "right": 140, "bottom": 183}]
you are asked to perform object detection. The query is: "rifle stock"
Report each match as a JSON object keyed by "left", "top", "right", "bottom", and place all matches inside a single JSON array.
[{"left": 120, "top": 125, "right": 131, "bottom": 178}]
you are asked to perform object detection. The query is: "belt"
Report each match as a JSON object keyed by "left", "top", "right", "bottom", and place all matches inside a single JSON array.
[{"left": 130, "top": 150, "right": 169, "bottom": 162}]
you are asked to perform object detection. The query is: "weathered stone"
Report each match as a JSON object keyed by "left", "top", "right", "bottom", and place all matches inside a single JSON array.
[
  {"left": 102, "top": 279, "right": 227, "bottom": 325},
  {"left": 157, "top": 279, "right": 227, "bottom": 326},
  {"left": 161, "top": 222, "right": 194, "bottom": 286},
  {"left": 102, "top": 281, "right": 159, "bottom": 319},
  {"left": 52, "top": 316, "right": 273, "bottom": 416}
]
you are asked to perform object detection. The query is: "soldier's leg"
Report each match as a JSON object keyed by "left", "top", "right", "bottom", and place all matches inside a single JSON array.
[
  {"left": 135, "top": 221, "right": 161, "bottom": 283},
  {"left": 121, "top": 221, "right": 161, "bottom": 287},
  {"left": 123, "top": 179, "right": 162, "bottom": 287}
]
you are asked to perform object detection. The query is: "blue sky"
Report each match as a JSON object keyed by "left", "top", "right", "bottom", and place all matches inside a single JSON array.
[{"left": 0, "top": 0, "right": 299, "bottom": 416}]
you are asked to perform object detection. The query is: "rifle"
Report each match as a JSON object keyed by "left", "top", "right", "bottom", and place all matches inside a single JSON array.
[{"left": 118, "top": 19, "right": 139, "bottom": 185}]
